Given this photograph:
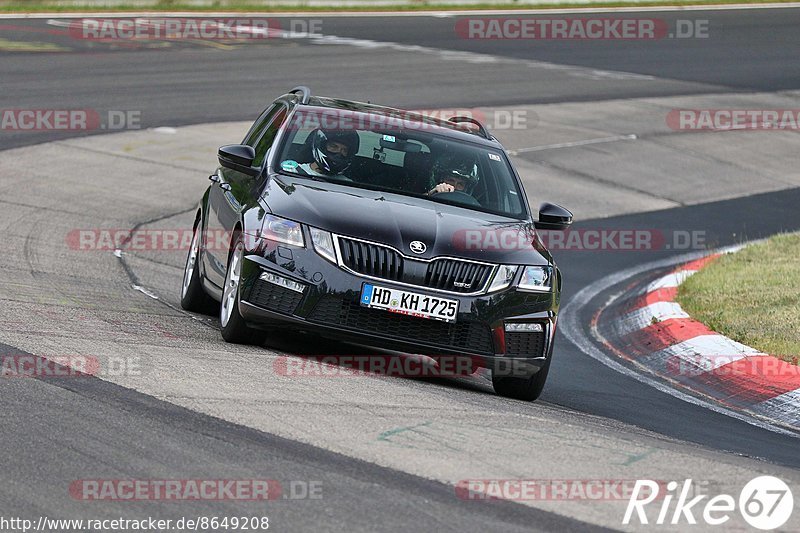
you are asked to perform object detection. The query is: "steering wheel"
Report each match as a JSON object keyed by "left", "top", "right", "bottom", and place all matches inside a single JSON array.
[{"left": 432, "top": 190, "right": 481, "bottom": 207}]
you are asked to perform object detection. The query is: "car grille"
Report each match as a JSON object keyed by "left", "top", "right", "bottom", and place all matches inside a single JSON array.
[
  {"left": 337, "top": 236, "right": 493, "bottom": 294},
  {"left": 245, "top": 278, "right": 304, "bottom": 315},
  {"left": 504, "top": 331, "right": 547, "bottom": 358},
  {"left": 309, "top": 296, "right": 495, "bottom": 355},
  {"left": 339, "top": 237, "right": 404, "bottom": 281},
  {"left": 424, "top": 259, "right": 493, "bottom": 293}
]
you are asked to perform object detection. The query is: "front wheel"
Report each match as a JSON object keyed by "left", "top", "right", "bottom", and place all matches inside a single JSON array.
[
  {"left": 219, "top": 234, "right": 266, "bottom": 345},
  {"left": 492, "top": 356, "right": 551, "bottom": 402}
]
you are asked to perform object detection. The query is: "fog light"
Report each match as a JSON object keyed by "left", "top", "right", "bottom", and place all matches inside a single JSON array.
[
  {"left": 504, "top": 323, "right": 543, "bottom": 333},
  {"left": 260, "top": 272, "right": 305, "bottom": 293}
]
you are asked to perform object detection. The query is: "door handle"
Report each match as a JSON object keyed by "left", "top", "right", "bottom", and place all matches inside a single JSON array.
[
  {"left": 219, "top": 182, "right": 232, "bottom": 192},
  {"left": 209, "top": 174, "right": 220, "bottom": 183}
]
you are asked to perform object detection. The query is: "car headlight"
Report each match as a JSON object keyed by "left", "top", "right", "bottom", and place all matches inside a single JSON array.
[
  {"left": 487, "top": 265, "right": 518, "bottom": 293},
  {"left": 260, "top": 214, "right": 304, "bottom": 247},
  {"left": 310, "top": 227, "right": 336, "bottom": 263},
  {"left": 518, "top": 266, "right": 553, "bottom": 292}
]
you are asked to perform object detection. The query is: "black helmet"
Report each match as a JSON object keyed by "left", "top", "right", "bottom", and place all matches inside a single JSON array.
[
  {"left": 431, "top": 152, "right": 480, "bottom": 194},
  {"left": 310, "top": 128, "right": 359, "bottom": 174}
]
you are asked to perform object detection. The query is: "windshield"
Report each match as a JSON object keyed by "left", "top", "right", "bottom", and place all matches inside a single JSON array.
[{"left": 273, "top": 109, "right": 527, "bottom": 219}]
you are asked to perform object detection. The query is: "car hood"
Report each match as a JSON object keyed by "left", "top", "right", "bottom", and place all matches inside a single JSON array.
[{"left": 261, "top": 175, "right": 552, "bottom": 265}]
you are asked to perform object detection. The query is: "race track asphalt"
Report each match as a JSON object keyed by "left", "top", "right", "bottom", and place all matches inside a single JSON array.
[{"left": 1, "top": 9, "right": 799, "bottom": 531}]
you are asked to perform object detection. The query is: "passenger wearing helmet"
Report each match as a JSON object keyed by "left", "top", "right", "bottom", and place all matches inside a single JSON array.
[
  {"left": 281, "top": 128, "right": 359, "bottom": 180},
  {"left": 426, "top": 154, "right": 480, "bottom": 197}
]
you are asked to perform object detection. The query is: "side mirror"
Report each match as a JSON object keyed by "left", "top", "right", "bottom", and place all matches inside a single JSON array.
[
  {"left": 534, "top": 202, "right": 573, "bottom": 231},
  {"left": 218, "top": 144, "right": 258, "bottom": 176}
]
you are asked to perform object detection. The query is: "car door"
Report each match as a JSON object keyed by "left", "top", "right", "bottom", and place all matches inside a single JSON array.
[{"left": 204, "top": 104, "right": 288, "bottom": 288}]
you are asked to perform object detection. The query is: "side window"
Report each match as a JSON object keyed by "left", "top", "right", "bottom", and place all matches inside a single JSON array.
[
  {"left": 252, "top": 107, "right": 288, "bottom": 168},
  {"left": 242, "top": 105, "right": 277, "bottom": 147}
]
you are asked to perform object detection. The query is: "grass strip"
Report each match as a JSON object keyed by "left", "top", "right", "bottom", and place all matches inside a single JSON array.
[{"left": 678, "top": 233, "right": 800, "bottom": 365}]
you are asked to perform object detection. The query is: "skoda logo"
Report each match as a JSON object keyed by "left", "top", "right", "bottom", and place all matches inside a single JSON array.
[{"left": 409, "top": 241, "right": 427, "bottom": 254}]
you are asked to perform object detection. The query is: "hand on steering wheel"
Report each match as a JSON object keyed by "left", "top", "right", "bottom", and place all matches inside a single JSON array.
[{"left": 427, "top": 183, "right": 455, "bottom": 195}]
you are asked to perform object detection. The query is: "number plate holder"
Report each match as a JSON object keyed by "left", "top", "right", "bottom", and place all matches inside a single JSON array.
[{"left": 360, "top": 283, "right": 459, "bottom": 323}]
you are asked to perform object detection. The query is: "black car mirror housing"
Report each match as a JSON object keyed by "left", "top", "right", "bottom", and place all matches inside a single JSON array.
[
  {"left": 218, "top": 144, "right": 259, "bottom": 176},
  {"left": 534, "top": 202, "right": 573, "bottom": 231}
]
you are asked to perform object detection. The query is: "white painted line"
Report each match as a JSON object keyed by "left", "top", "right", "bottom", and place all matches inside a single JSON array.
[
  {"left": 646, "top": 269, "right": 698, "bottom": 291},
  {"left": 723, "top": 243, "right": 747, "bottom": 254},
  {"left": 669, "top": 334, "right": 763, "bottom": 361},
  {"left": 639, "top": 335, "right": 762, "bottom": 375},
  {"left": 305, "top": 35, "right": 654, "bottom": 81},
  {"left": 507, "top": 134, "right": 637, "bottom": 155},
  {"left": 132, "top": 284, "right": 159, "bottom": 300},
  {"left": 752, "top": 389, "right": 800, "bottom": 428},
  {"left": 615, "top": 301, "right": 689, "bottom": 336},
  {"left": 559, "top": 246, "right": 800, "bottom": 438},
  {"left": 44, "top": 18, "right": 654, "bottom": 82}
]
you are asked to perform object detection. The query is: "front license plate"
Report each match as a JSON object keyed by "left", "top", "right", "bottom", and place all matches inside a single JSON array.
[{"left": 360, "top": 284, "right": 459, "bottom": 323}]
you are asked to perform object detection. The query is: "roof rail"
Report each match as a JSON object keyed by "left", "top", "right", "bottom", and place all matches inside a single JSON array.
[
  {"left": 448, "top": 116, "right": 491, "bottom": 140},
  {"left": 289, "top": 86, "right": 311, "bottom": 104}
]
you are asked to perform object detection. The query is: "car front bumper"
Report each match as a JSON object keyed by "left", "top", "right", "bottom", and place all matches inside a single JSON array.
[{"left": 237, "top": 240, "right": 559, "bottom": 376}]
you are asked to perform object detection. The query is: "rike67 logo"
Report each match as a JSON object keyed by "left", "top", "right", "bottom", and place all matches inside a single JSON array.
[{"left": 624, "top": 476, "right": 793, "bottom": 529}]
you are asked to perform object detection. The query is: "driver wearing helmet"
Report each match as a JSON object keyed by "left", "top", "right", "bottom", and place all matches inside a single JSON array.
[
  {"left": 283, "top": 128, "right": 359, "bottom": 180},
  {"left": 426, "top": 154, "right": 480, "bottom": 197}
]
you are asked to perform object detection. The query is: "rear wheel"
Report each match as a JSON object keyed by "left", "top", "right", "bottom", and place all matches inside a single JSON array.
[
  {"left": 180, "top": 220, "right": 215, "bottom": 314},
  {"left": 220, "top": 234, "right": 266, "bottom": 345},
  {"left": 492, "top": 356, "right": 551, "bottom": 402}
]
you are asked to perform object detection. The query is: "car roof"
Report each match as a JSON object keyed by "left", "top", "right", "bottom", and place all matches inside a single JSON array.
[{"left": 288, "top": 95, "right": 505, "bottom": 148}]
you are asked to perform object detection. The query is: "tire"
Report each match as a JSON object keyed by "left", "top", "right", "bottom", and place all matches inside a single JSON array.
[
  {"left": 219, "top": 233, "right": 266, "bottom": 345},
  {"left": 180, "top": 219, "right": 215, "bottom": 314},
  {"left": 492, "top": 356, "right": 551, "bottom": 402}
]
